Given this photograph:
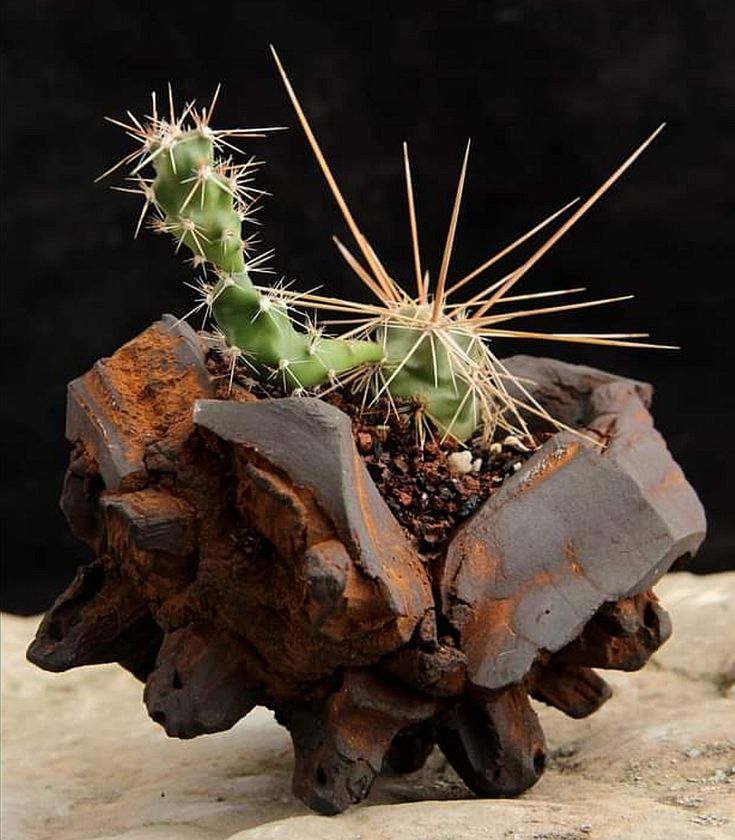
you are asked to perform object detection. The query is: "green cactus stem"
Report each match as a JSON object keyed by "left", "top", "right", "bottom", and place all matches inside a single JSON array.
[
  {"left": 375, "top": 305, "right": 483, "bottom": 441},
  {"left": 106, "top": 93, "right": 383, "bottom": 392},
  {"left": 211, "top": 272, "right": 383, "bottom": 389},
  {"left": 151, "top": 132, "right": 248, "bottom": 274}
]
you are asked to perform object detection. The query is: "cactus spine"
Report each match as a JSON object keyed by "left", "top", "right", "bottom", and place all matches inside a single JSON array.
[{"left": 108, "top": 91, "right": 383, "bottom": 390}]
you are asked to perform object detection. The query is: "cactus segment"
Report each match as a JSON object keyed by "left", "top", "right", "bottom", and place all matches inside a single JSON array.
[
  {"left": 376, "top": 306, "right": 482, "bottom": 441},
  {"left": 213, "top": 273, "right": 384, "bottom": 389},
  {"left": 139, "top": 116, "right": 382, "bottom": 391},
  {"left": 151, "top": 131, "right": 247, "bottom": 274}
]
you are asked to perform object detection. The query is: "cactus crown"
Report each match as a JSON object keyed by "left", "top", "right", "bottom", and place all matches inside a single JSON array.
[{"left": 105, "top": 61, "right": 672, "bottom": 444}]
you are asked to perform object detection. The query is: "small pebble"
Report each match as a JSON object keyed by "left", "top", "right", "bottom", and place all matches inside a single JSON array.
[
  {"left": 691, "top": 815, "right": 729, "bottom": 826},
  {"left": 489, "top": 442, "right": 503, "bottom": 455},
  {"left": 471, "top": 458, "right": 483, "bottom": 473},
  {"left": 674, "top": 795, "right": 704, "bottom": 808},
  {"left": 512, "top": 461, "right": 522, "bottom": 472},
  {"left": 447, "top": 450, "right": 474, "bottom": 475},
  {"left": 686, "top": 748, "right": 703, "bottom": 759}
]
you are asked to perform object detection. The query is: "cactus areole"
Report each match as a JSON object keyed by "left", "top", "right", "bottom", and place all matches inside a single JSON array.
[{"left": 26, "top": 65, "right": 706, "bottom": 816}]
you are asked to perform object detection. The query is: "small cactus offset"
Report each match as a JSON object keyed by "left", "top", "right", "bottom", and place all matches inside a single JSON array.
[{"left": 104, "top": 88, "right": 382, "bottom": 391}]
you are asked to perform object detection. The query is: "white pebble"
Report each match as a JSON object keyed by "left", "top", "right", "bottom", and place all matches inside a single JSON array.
[
  {"left": 447, "top": 451, "right": 474, "bottom": 475},
  {"left": 471, "top": 458, "right": 483, "bottom": 473},
  {"left": 489, "top": 442, "right": 503, "bottom": 455}
]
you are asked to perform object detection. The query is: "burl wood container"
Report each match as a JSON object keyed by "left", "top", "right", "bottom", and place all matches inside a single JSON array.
[{"left": 28, "top": 316, "right": 705, "bottom": 814}]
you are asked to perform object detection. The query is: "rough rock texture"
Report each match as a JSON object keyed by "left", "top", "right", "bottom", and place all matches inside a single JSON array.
[
  {"left": 3, "top": 574, "right": 734, "bottom": 840},
  {"left": 26, "top": 317, "right": 707, "bottom": 815}
]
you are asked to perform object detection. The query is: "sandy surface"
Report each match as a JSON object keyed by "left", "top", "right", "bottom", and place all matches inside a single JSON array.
[{"left": 2, "top": 573, "right": 734, "bottom": 840}]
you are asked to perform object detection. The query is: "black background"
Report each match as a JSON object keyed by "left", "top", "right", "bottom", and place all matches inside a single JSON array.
[{"left": 2, "top": 0, "right": 733, "bottom": 614}]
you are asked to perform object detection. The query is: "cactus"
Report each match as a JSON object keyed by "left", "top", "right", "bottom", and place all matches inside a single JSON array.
[
  {"left": 104, "top": 89, "right": 382, "bottom": 391},
  {"left": 149, "top": 130, "right": 249, "bottom": 274},
  {"left": 210, "top": 272, "right": 383, "bottom": 389},
  {"left": 271, "top": 47, "right": 672, "bottom": 443},
  {"left": 106, "top": 69, "right": 670, "bottom": 444}
]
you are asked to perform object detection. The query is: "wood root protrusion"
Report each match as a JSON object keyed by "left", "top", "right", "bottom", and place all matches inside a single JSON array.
[
  {"left": 143, "top": 623, "right": 262, "bottom": 739},
  {"left": 283, "top": 670, "right": 435, "bottom": 814},
  {"left": 529, "top": 663, "right": 612, "bottom": 719},
  {"left": 27, "top": 560, "right": 161, "bottom": 681},
  {"left": 437, "top": 685, "right": 547, "bottom": 797}
]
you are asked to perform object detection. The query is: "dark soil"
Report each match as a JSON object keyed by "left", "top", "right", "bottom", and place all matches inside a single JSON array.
[
  {"left": 324, "top": 392, "right": 540, "bottom": 557},
  {"left": 206, "top": 351, "right": 541, "bottom": 556}
]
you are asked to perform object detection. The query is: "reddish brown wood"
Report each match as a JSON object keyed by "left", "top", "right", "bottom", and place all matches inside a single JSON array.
[
  {"left": 555, "top": 591, "right": 673, "bottom": 672},
  {"left": 27, "top": 560, "right": 162, "bottom": 681},
  {"left": 529, "top": 662, "right": 612, "bottom": 719},
  {"left": 144, "top": 622, "right": 261, "bottom": 739},
  {"left": 437, "top": 684, "right": 547, "bottom": 797},
  {"left": 27, "top": 316, "right": 707, "bottom": 814},
  {"left": 283, "top": 670, "right": 435, "bottom": 814}
]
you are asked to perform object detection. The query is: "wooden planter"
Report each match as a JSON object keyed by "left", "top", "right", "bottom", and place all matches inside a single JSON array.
[{"left": 27, "top": 315, "right": 706, "bottom": 814}]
